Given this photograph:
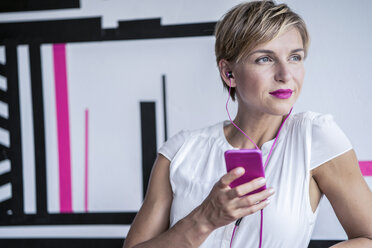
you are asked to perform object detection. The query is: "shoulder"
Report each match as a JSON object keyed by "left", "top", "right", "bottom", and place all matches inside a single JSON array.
[
  {"left": 289, "top": 110, "right": 332, "bottom": 124},
  {"left": 286, "top": 111, "right": 341, "bottom": 134},
  {"left": 158, "top": 122, "right": 224, "bottom": 161},
  {"left": 285, "top": 111, "right": 352, "bottom": 170},
  {"left": 299, "top": 111, "right": 353, "bottom": 170}
]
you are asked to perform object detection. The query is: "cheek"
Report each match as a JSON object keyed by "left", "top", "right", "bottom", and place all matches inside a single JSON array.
[
  {"left": 237, "top": 74, "right": 262, "bottom": 95},
  {"left": 293, "top": 70, "right": 305, "bottom": 98},
  {"left": 293, "top": 67, "right": 305, "bottom": 86}
]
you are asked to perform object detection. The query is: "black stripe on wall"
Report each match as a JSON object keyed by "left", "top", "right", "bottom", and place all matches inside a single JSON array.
[
  {"left": 116, "top": 18, "right": 216, "bottom": 40},
  {"left": 0, "top": 145, "right": 10, "bottom": 162},
  {"left": 29, "top": 43, "right": 47, "bottom": 216},
  {"left": 0, "top": 172, "right": 11, "bottom": 186},
  {"left": 140, "top": 102, "right": 157, "bottom": 198},
  {"left": 0, "top": 212, "right": 137, "bottom": 225},
  {"left": 0, "top": 199, "right": 12, "bottom": 213},
  {"left": 0, "top": 18, "right": 216, "bottom": 45},
  {"left": 308, "top": 240, "right": 343, "bottom": 247},
  {"left": 162, "top": 75, "right": 168, "bottom": 141},
  {"left": 0, "top": 18, "right": 102, "bottom": 44},
  {"left": 0, "top": 0, "right": 80, "bottom": 13},
  {"left": 0, "top": 239, "right": 124, "bottom": 248},
  {"left": 5, "top": 43, "right": 24, "bottom": 216},
  {"left": 0, "top": 90, "right": 8, "bottom": 103},
  {"left": 0, "top": 116, "right": 8, "bottom": 129},
  {"left": 0, "top": 64, "right": 5, "bottom": 76},
  {"left": 0, "top": 239, "right": 344, "bottom": 248}
]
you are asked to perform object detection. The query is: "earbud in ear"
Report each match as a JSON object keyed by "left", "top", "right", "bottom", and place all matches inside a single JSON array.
[{"left": 226, "top": 71, "right": 233, "bottom": 78}]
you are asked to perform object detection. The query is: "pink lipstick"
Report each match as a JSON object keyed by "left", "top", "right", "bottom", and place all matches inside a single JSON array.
[{"left": 269, "top": 89, "right": 293, "bottom": 99}]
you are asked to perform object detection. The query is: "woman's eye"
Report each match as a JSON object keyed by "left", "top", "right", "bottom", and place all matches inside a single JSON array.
[
  {"left": 256, "top": 56, "right": 272, "bottom": 63},
  {"left": 290, "top": 55, "right": 302, "bottom": 62}
]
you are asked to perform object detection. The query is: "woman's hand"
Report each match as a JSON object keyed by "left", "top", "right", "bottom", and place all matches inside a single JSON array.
[
  {"left": 124, "top": 159, "right": 274, "bottom": 248},
  {"left": 195, "top": 167, "right": 274, "bottom": 231}
]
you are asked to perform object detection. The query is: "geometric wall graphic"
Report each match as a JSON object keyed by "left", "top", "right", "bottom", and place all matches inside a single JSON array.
[
  {"left": 0, "top": 17, "right": 215, "bottom": 226},
  {"left": 360, "top": 161, "right": 372, "bottom": 176},
  {"left": 0, "top": 0, "right": 79, "bottom": 13}
]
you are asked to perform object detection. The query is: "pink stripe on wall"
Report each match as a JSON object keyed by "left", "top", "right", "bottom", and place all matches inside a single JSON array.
[
  {"left": 85, "top": 109, "right": 89, "bottom": 212},
  {"left": 53, "top": 44, "right": 72, "bottom": 213},
  {"left": 360, "top": 161, "right": 372, "bottom": 176}
]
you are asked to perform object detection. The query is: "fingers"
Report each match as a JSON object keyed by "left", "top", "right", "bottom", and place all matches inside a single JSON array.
[
  {"left": 237, "top": 198, "right": 271, "bottom": 217},
  {"left": 218, "top": 167, "right": 245, "bottom": 188},
  {"left": 235, "top": 187, "right": 275, "bottom": 208},
  {"left": 227, "top": 177, "right": 267, "bottom": 199},
  {"left": 206, "top": 170, "right": 274, "bottom": 225}
]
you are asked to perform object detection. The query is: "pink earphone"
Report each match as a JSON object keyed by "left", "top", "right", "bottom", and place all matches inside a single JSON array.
[{"left": 225, "top": 71, "right": 292, "bottom": 248}]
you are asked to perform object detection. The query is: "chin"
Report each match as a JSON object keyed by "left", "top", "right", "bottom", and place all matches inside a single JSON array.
[{"left": 265, "top": 103, "right": 294, "bottom": 116}]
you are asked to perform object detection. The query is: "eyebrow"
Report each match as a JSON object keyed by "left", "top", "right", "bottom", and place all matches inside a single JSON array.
[{"left": 249, "top": 48, "right": 305, "bottom": 56}]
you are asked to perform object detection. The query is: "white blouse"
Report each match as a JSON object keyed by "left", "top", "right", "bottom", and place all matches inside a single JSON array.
[{"left": 158, "top": 111, "right": 353, "bottom": 248}]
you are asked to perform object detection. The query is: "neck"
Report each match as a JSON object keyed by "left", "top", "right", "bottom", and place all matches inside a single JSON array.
[{"left": 224, "top": 107, "right": 287, "bottom": 150}]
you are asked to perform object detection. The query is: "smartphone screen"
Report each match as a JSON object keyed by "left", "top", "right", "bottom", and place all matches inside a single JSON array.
[{"left": 224, "top": 149, "right": 266, "bottom": 195}]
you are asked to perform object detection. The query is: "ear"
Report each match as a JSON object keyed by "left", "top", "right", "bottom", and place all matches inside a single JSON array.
[{"left": 218, "top": 59, "right": 236, "bottom": 88}]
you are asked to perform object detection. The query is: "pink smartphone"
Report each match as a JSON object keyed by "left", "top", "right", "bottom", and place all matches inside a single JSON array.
[{"left": 224, "top": 149, "right": 266, "bottom": 196}]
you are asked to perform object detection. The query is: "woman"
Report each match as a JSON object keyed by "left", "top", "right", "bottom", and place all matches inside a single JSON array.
[{"left": 124, "top": 1, "right": 372, "bottom": 247}]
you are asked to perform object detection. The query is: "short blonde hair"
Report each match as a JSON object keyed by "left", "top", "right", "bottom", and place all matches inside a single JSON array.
[{"left": 215, "top": 0, "right": 310, "bottom": 100}]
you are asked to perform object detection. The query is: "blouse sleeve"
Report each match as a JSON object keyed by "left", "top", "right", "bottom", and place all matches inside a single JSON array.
[
  {"left": 158, "top": 130, "right": 189, "bottom": 161},
  {"left": 310, "top": 114, "right": 353, "bottom": 170}
]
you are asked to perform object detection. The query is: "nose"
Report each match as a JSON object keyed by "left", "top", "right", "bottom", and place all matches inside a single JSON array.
[{"left": 274, "top": 62, "right": 291, "bottom": 83}]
